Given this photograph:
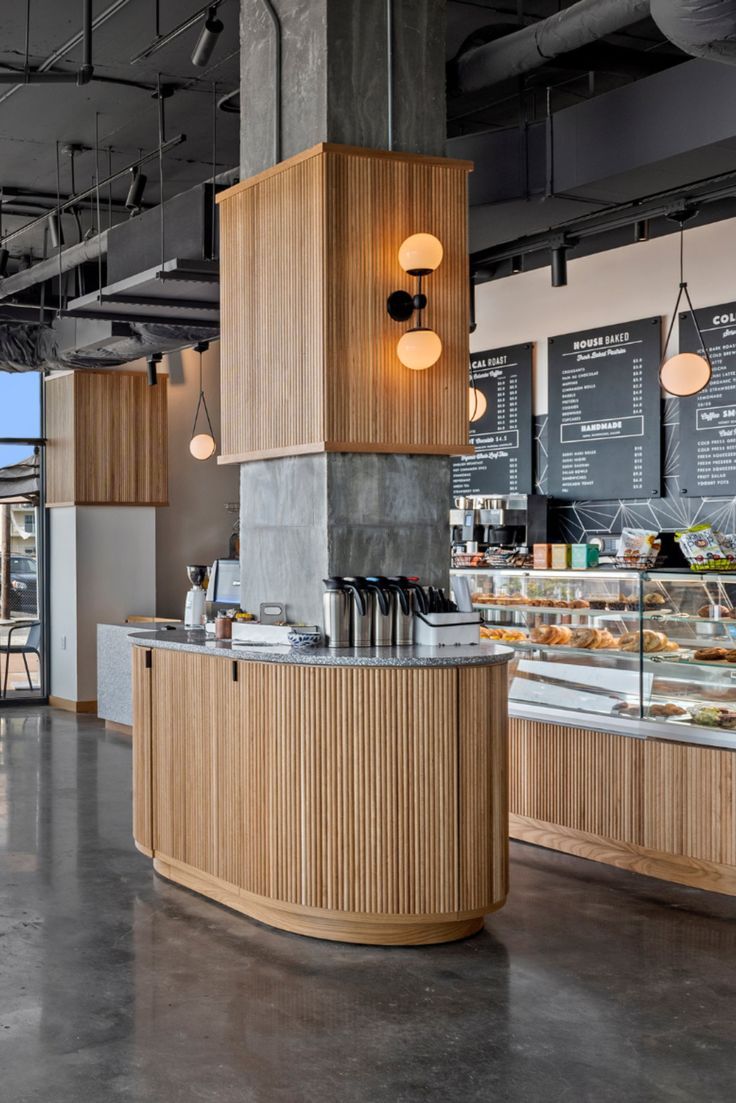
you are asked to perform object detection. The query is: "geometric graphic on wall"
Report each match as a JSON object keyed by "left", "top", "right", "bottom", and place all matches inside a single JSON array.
[{"left": 534, "top": 398, "right": 736, "bottom": 541}]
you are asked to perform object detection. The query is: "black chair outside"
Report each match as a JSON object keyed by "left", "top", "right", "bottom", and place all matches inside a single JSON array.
[{"left": 1, "top": 621, "right": 41, "bottom": 698}]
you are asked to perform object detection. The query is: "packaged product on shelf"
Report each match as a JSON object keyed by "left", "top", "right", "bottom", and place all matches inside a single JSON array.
[
  {"left": 533, "top": 543, "right": 551, "bottom": 569},
  {"left": 676, "top": 525, "right": 736, "bottom": 569},
  {"left": 550, "top": 544, "right": 570, "bottom": 569},
  {"left": 571, "top": 543, "right": 600, "bottom": 569},
  {"left": 616, "top": 528, "right": 661, "bottom": 566}
]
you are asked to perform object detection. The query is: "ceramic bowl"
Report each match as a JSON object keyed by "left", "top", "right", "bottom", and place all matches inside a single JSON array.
[{"left": 288, "top": 628, "right": 323, "bottom": 649}]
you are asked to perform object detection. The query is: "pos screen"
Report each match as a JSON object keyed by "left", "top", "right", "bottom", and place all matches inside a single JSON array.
[{"left": 207, "top": 559, "right": 241, "bottom": 605}]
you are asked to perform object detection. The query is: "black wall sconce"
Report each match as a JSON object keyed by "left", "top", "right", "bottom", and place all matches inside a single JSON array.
[{"left": 386, "top": 233, "right": 443, "bottom": 370}]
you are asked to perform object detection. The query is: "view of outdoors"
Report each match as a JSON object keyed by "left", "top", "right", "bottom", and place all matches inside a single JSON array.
[{"left": 0, "top": 372, "right": 42, "bottom": 700}]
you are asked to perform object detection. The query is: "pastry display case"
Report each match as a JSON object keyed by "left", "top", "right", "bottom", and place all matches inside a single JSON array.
[{"left": 450, "top": 567, "right": 736, "bottom": 749}]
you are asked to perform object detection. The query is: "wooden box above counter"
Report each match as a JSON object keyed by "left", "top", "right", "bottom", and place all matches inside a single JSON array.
[
  {"left": 45, "top": 371, "right": 168, "bottom": 507},
  {"left": 216, "top": 143, "right": 473, "bottom": 464}
]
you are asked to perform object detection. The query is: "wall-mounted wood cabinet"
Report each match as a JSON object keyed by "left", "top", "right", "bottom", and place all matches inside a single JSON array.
[
  {"left": 45, "top": 371, "right": 168, "bottom": 506},
  {"left": 216, "top": 143, "right": 473, "bottom": 463}
]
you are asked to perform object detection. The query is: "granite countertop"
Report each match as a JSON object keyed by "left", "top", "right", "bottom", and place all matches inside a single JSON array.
[{"left": 129, "top": 628, "right": 512, "bottom": 668}]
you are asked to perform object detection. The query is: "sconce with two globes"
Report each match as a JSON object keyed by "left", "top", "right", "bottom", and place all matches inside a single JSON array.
[{"left": 387, "top": 233, "right": 444, "bottom": 370}]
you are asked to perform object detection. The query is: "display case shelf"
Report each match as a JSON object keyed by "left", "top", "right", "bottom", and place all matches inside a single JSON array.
[{"left": 452, "top": 566, "right": 736, "bottom": 747}]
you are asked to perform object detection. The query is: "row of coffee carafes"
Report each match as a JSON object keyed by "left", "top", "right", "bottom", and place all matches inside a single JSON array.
[{"left": 322, "top": 576, "right": 456, "bottom": 647}]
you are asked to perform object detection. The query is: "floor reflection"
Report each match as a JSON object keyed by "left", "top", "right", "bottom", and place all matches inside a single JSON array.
[{"left": 1, "top": 707, "right": 735, "bottom": 1103}]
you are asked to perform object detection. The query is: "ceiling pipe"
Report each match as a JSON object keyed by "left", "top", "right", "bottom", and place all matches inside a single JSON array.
[
  {"left": 0, "top": 0, "right": 132, "bottom": 106},
  {"left": 451, "top": 0, "right": 652, "bottom": 95},
  {"left": 651, "top": 0, "right": 736, "bottom": 65},
  {"left": 0, "top": 232, "right": 108, "bottom": 300},
  {"left": 0, "top": 0, "right": 94, "bottom": 86}
]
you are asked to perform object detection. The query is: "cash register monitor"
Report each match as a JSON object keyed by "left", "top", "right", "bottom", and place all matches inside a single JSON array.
[{"left": 206, "top": 559, "right": 241, "bottom": 606}]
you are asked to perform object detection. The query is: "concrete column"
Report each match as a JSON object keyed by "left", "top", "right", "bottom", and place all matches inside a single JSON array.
[
  {"left": 238, "top": 0, "right": 453, "bottom": 627},
  {"left": 239, "top": 0, "right": 446, "bottom": 176}
]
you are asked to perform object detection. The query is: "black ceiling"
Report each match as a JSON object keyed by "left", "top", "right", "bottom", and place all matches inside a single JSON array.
[
  {"left": 0, "top": 0, "right": 712, "bottom": 270},
  {"left": 0, "top": 0, "right": 241, "bottom": 260}
]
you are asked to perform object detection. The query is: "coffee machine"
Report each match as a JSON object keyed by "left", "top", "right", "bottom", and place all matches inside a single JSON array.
[
  {"left": 184, "top": 564, "right": 208, "bottom": 627},
  {"left": 451, "top": 495, "right": 548, "bottom": 557}
]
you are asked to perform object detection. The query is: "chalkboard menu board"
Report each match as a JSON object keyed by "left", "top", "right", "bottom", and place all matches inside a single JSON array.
[
  {"left": 679, "top": 301, "right": 736, "bottom": 496},
  {"left": 547, "top": 317, "right": 662, "bottom": 501},
  {"left": 451, "top": 343, "right": 533, "bottom": 497}
]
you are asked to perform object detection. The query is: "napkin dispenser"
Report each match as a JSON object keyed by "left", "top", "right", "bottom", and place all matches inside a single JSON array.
[{"left": 413, "top": 611, "right": 480, "bottom": 646}]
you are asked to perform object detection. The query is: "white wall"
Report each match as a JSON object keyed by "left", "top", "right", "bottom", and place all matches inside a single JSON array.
[
  {"left": 473, "top": 216, "right": 736, "bottom": 413},
  {"left": 75, "top": 507, "right": 156, "bottom": 701},
  {"left": 49, "top": 506, "right": 155, "bottom": 702}
]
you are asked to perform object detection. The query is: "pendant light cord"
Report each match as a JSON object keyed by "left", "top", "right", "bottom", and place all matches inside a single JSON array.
[
  {"left": 661, "top": 221, "right": 713, "bottom": 373},
  {"left": 191, "top": 342, "right": 216, "bottom": 441}
]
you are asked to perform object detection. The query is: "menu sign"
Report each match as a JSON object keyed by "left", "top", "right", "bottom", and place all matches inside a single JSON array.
[
  {"left": 452, "top": 343, "right": 533, "bottom": 496},
  {"left": 678, "top": 301, "right": 736, "bottom": 496},
  {"left": 547, "top": 317, "right": 661, "bottom": 501}
]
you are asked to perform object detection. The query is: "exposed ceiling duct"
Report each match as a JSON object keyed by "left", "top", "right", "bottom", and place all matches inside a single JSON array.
[
  {"left": 651, "top": 0, "right": 736, "bottom": 64},
  {"left": 451, "top": 0, "right": 652, "bottom": 94}
]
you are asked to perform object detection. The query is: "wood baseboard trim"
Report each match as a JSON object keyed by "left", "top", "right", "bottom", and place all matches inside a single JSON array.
[
  {"left": 49, "top": 695, "right": 98, "bottom": 714},
  {"left": 105, "top": 719, "right": 132, "bottom": 736},
  {"left": 510, "top": 814, "right": 736, "bottom": 897},
  {"left": 152, "top": 853, "right": 497, "bottom": 945}
]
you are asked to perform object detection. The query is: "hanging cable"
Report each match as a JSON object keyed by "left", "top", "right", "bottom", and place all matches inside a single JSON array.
[{"left": 190, "top": 342, "right": 217, "bottom": 459}]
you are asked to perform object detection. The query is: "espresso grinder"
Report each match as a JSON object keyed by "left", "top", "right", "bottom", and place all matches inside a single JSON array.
[{"left": 184, "top": 564, "right": 209, "bottom": 628}]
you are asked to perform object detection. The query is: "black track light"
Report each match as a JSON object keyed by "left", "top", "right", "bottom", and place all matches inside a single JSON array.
[
  {"left": 0, "top": 248, "right": 9, "bottom": 277},
  {"left": 191, "top": 7, "right": 223, "bottom": 67},
  {"left": 147, "top": 352, "right": 162, "bottom": 386},
  {"left": 551, "top": 244, "right": 567, "bottom": 288},
  {"left": 125, "top": 167, "right": 147, "bottom": 214},
  {"left": 49, "top": 212, "right": 64, "bottom": 250},
  {"left": 511, "top": 254, "right": 523, "bottom": 275},
  {"left": 634, "top": 219, "right": 649, "bottom": 243}
]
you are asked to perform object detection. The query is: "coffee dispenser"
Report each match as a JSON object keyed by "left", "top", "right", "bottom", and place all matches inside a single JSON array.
[{"left": 451, "top": 494, "right": 548, "bottom": 555}]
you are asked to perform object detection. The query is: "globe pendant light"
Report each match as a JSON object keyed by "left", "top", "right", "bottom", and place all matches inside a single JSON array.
[
  {"left": 468, "top": 386, "right": 487, "bottom": 422},
  {"left": 659, "top": 219, "right": 712, "bottom": 398},
  {"left": 189, "top": 342, "right": 217, "bottom": 459}
]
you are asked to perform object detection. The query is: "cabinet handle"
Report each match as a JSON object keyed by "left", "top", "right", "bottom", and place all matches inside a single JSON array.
[
  {"left": 145, "top": 649, "right": 152, "bottom": 669},
  {"left": 231, "top": 661, "right": 238, "bottom": 682}
]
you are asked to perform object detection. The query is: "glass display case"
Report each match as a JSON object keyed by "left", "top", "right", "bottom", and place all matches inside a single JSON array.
[{"left": 449, "top": 567, "right": 736, "bottom": 749}]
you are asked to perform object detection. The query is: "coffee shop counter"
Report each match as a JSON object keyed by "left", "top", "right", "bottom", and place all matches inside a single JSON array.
[{"left": 130, "top": 629, "right": 511, "bottom": 945}]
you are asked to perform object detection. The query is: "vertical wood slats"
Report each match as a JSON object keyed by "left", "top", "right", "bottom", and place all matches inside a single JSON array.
[
  {"left": 132, "top": 646, "right": 153, "bottom": 853},
  {"left": 217, "top": 144, "right": 471, "bottom": 462},
  {"left": 510, "top": 717, "right": 736, "bottom": 868},
  {"left": 143, "top": 650, "right": 507, "bottom": 917},
  {"left": 460, "top": 665, "right": 509, "bottom": 910},
  {"left": 643, "top": 741, "right": 736, "bottom": 865},
  {"left": 45, "top": 371, "right": 168, "bottom": 506}
]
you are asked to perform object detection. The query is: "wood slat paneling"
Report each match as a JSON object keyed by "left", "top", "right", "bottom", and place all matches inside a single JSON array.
[
  {"left": 509, "top": 717, "right": 643, "bottom": 844},
  {"left": 45, "top": 371, "right": 168, "bottom": 505},
  {"left": 138, "top": 648, "right": 509, "bottom": 941},
  {"left": 643, "top": 740, "right": 736, "bottom": 866},
  {"left": 44, "top": 374, "right": 75, "bottom": 508},
  {"left": 217, "top": 143, "right": 471, "bottom": 463},
  {"left": 510, "top": 716, "right": 736, "bottom": 893},
  {"left": 131, "top": 646, "right": 153, "bottom": 855},
  {"left": 459, "top": 665, "right": 509, "bottom": 911}
]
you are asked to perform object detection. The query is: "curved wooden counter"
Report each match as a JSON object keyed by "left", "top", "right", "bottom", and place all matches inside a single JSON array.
[{"left": 131, "top": 632, "right": 511, "bottom": 945}]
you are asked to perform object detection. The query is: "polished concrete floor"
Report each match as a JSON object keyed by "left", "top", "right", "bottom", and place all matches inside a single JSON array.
[{"left": 1, "top": 707, "right": 735, "bottom": 1103}]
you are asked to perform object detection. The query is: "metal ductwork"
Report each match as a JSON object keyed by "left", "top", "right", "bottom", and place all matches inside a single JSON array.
[
  {"left": 651, "top": 0, "right": 736, "bottom": 65},
  {"left": 451, "top": 0, "right": 652, "bottom": 94}
]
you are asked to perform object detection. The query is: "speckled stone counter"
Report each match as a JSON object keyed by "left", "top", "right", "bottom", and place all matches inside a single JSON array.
[
  {"left": 131, "top": 628, "right": 510, "bottom": 946},
  {"left": 97, "top": 623, "right": 179, "bottom": 728},
  {"left": 130, "top": 627, "right": 512, "bottom": 667}
]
